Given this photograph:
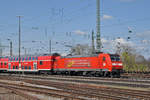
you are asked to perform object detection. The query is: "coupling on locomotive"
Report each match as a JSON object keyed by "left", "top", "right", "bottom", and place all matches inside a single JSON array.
[{"left": 0, "top": 53, "right": 123, "bottom": 77}]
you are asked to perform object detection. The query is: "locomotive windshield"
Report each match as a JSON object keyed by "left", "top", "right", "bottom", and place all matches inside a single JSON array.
[{"left": 110, "top": 55, "right": 120, "bottom": 61}]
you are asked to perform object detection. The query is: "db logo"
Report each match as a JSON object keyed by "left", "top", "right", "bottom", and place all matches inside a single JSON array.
[{"left": 67, "top": 61, "right": 74, "bottom": 67}]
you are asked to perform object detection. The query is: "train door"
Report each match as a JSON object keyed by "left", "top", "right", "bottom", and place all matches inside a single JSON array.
[
  {"left": 33, "top": 62, "right": 37, "bottom": 70},
  {"left": 102, "top": 56, "right": 107, "bottom": 68},
  {"left": 8, "top": 63, "right": 11, "bottom": 69}
]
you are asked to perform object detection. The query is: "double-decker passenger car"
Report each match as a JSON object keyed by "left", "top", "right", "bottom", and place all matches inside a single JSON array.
[
  {"left": 6, "top": 55, "right": 55, "bottom": 74},
  {"left": 0, "top": 57, "right": 8, "bottom": 72}
]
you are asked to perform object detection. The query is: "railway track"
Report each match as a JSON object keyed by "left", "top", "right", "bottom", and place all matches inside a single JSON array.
[
  {"left": 24, "top": 79, "right": 150, "bottom": 99},
  {"left": 0, "top": 76, "right": 150, "bottom": 100},
  {"left": 1, "top": 74, "right": 150, "bottom": 88},
  {"left": 0, "top": 79, "right": 128, "bottom": 100},
  {"left": 122, "top": 73, "right": 150, "bottom": 79}
]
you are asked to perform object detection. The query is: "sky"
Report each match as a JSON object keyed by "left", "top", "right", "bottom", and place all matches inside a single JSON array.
[{"left": 0, "top": 0, "right": 150, "bottom": 58}]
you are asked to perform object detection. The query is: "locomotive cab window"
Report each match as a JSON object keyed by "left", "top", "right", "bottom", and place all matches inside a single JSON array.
[
  {"left": 110, "top": 55, "right": 120, "bottom": 61},
  {"left": 40, "top": 61, "right": 43, "bottom": 65}
]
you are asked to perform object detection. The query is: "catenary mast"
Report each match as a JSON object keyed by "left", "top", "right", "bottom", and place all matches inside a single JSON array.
[{"left": 96, "top": 0, "right": 102, "bottom": 53}]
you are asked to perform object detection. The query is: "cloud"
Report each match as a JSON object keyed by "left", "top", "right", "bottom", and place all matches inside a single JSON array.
[
  {"left": 101, "top": 37, "right": 135, "bottom": 53},
  {"left": 119, "top": 0, "right": 136, "bottom": 2},
  {"left": 114, "top": 38, "right": 128, "bottom": 44},
  {"left": 102, "top": 38, "right": 130, "bottom": 45},
  {"left": 102, "top": 15, "right": 113, "bottom": 20},
  {"left": 102, "top": 38, "right": 134, "bottom": 48},
  {"left": 136, "top": 30, "right": 150, "bottom": 39},
  {"left": 114, "top": 38, "right": 134, "bottom": 46},
  {"left": 73, "top": 30, "right": 86, "bottom": 35},
  {"left": 101, "top": 38, "right": 108, "bottom": 43}
]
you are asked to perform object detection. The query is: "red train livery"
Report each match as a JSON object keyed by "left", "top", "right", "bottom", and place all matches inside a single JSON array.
[{"left": 0, "top": 53, "right": 123, "bottom": 77}]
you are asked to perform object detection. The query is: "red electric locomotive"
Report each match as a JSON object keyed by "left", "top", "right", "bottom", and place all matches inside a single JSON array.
[{"left": 53, "top": 53, "right": 122, "bottom": 77}]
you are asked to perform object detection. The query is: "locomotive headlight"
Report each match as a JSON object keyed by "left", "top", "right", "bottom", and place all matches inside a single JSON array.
[
  {"left": 112, "top": 63, "right": 117, "bottom": 66},
  {"left": 118, "top": 63, "right": 123, "bottom": 66}
]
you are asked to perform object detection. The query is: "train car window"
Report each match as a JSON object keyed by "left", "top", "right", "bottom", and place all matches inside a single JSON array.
[
  {"left": 29, "top": 66, "right": 31, "bottom": 70},
  {"left": 103, "top": 57, "right": 106, "bottom": 61},
  {"left": 25, "top": 66, "right": 27, "bottom": 69},
  {"left": 4, "top": 62, "right": 7, "bottom": 66},
  {"left": 1, "top": 62, "right": 3, "bottom": 66},
  {"left": 22, "top": 66, "right": 24, "bottom": 69},
  {"left": 40, "top": 61, "right": 43, "bottom": 65},
  {"left": 25, "top": 57, "right": 28, "bottom": 61},
  {"left": 16, "top": 66, "right": 18, "bottom": 69},
  {"left": 36, "top": 57, "right": 38, "bottom": 60},
  {"left": 32, "top": 57, "right": 34, "bottom": 60},
  {"left": 13, "top": 66, "right": 15, "bottom": 69}
]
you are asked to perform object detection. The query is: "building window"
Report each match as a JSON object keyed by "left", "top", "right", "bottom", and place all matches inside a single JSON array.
[
  {"left": 40, "top": 61, "right": 43, "bottom": 65},
  {"left": 29, "top": 57, "right": 31, "bottom": 60}
]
